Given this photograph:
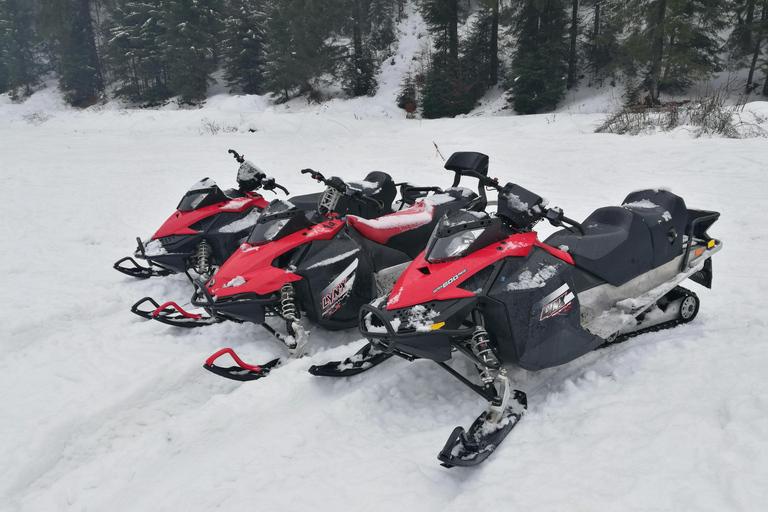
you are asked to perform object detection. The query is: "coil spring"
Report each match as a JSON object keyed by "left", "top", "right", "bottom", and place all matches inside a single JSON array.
[
  {"left": 471, "top": 326, "right": 499, "bottom": 383},
  {"left": 280, "top": 283, "right": 298, "bottom": 321},
  {"left": 194, "top": 240, "right": 213, "bottom": 276}
]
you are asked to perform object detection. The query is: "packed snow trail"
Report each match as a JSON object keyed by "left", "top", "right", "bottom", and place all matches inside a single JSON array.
[{"left": 1, "top": 93, "right": 767, "bottom": 511}]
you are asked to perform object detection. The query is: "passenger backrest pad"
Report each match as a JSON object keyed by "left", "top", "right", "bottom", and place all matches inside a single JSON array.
[{"left": 622, "top": 189, "right": 687, "bottom": 268}]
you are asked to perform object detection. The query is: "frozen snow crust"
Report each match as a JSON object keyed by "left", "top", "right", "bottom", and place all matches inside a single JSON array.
[{"left": 2, "top": 80, "right": 768, "bottom": 511}]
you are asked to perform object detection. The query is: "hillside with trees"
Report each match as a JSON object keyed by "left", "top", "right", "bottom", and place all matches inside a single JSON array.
[{"left": 2, "top": 0, "right": 767, "bottom": 115}]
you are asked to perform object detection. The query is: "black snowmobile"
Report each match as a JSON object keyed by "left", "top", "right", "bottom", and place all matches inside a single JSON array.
[
  {"left": 196, "top": 152, "right": 496, "bottom": 381},
  {"left": 311, "top": 175, "right": 722, "bottom": 468},
  {"left": 114, "top": 149, "right": 299, "bottom": 281}
]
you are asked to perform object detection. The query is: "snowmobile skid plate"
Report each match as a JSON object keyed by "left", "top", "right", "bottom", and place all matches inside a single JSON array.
[
  {"left": 308, "top": 342, "right": 395, "bottom": 377},
  {"left": 203, "top": 348, "right": 280, "bottom": 381},
  {"left": 438, "top": 390, "right": 527, "bottom": 468},
  {"left": 113, "top": 256, "right": 174, "bottom": 279},
  {"left": 130, "top": 297, "right": 220, "bottom": 327}
]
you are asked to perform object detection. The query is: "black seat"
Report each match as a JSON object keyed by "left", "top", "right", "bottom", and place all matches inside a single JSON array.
[
  {"left": 621, "top": 189, "right": 687, "bottom": 268},
  {"left": 545, "top": 189, "right": 688, "bottom": 287}
]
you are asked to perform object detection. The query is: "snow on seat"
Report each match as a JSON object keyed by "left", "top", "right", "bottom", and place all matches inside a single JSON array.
[{"left": 348, "top": 195, "right": 455, "bottom": 244}]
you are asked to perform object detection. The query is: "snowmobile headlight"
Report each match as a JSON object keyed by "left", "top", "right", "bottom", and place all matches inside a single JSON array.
[{"left": 426, "top": 228, "right": 485, "bottom": 263}]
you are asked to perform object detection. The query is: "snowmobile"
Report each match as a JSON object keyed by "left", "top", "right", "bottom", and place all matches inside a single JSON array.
[
  {"left": 130, "top": 162, "right": 399, "bottom": 324},
  {"left": 114, "top": 149, "right": 298, "bottom": 281},
  {"left": 311, "top": 176, "right": 721, "bottom": 468},
  {"left": 196, "top": 152, "right": 496, "bottom": 381}
]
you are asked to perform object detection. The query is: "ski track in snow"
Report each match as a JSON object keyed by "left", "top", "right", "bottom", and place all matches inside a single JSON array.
[{"left": 2, "top": 86, "right": 768, "bottom": 510}]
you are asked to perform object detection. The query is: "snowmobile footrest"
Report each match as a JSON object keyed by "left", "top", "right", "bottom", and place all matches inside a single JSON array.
[
  {"left": 203, "top": 348, "right": 280, "bottom": 381},
  {"left": 308, "top": 342, "right": 394, "bottom": 377},
  {"left": 114, "top": 256, "right": 173, "bottom": 279},
  {"left": 437, "top": 390, "right": 527, "bottom": 468}
]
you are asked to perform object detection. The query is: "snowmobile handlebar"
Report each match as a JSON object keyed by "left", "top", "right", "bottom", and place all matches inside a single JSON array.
[
  {"left": 301, "top": 168, "right": 349, "bottom": 193},
  {"left": 349, "top": 190, "right": 385, "bottom": 210},
  {"left": 545, "top": 208, "right": 585, "bottom": 235},
  {"left": 228, "top": 149, "right": 245, "bottom": 163},
  {"left": 260, "top": 176, "right": 290, "bottom": 195}
]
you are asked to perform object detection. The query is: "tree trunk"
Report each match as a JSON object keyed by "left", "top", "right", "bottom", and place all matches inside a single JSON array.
[
  {"left": 449, "top": 0, "right": 459, "bottom": 67},
  {"left": 594, "top": 0, "right": 600, "bottom": 37},
  {"left": 80, "top": 0, "right": 104, "bottom": 93},
  {"left": 649, "top": 0, "right": 667, "bottom": 103},
  {"left": 567, "top": 0, "right": 578, "bottom": 89},
  {"left": 747, "top": 1, "right": 766, "bottom": 91},
  {"left": 490, "top": 0, "right": 499, "bottom": 85}
]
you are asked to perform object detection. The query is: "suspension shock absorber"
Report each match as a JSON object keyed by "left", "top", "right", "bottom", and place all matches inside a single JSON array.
[
  {"left": 280, "top": 283, "right": 299, "bottom": 322},
  {"left": 194, "top": 239, "right": 213, "bottom": 276},
  {"left": 470, "top": 309, "right": 501, "bottom": 383},
  {"left": 279, "top": 282, "right": 309, "bottom": 355}
]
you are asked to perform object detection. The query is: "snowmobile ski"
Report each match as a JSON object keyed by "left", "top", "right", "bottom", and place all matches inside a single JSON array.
[
  {"left": 114, "top": 240, "right": 175, "bottom": 279},
  {"left": 438, "top": 390, "right": 527, "bottom": 468},
  {"left": 203, "top": 348, "right": 280, "bottom": 381},
  {"left": 308, "top": 342, "right": 394, "bottom": 377}
]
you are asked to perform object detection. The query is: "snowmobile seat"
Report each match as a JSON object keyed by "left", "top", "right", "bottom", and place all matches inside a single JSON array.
[
  {"left": 621, "top": 189, "right": 687, "bottom": 269},
  {"left": 347, "top": 188, "right": 479, "bottom": 258},
  {"left": 347, "top": 171, "right": 398, "bottom": 212},
  {"left": 545, "top": 206, "right": 654, "bottom": 287}
]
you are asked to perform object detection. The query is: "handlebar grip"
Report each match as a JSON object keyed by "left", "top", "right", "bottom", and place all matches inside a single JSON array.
[
  {"left": 228, "top": 149, "right": 244, "bottom": 163},
  {"left": 301, "top": 168, "right": 326, "bottom": 183}
]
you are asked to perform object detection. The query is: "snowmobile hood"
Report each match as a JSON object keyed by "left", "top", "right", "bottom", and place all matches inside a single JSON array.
[
  {"left": 386, "top": 232, "right": 573, "bottom": 310},
  {"left": 208, "top": 219, "right": 345, "bottom": 298},
  {"left": 153, "top": 194, "right": 269, "bottom": 239}
]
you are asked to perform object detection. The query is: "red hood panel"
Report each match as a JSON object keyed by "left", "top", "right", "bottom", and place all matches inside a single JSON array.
[
  {"left": 386, "top": 232, "right": 572, "bottom": 310},
  {"left": 210, "top": 220, "right": 344, "bottom": 297},
  {"left": 153, "top": 195, "right": 269, "bottom": 239}
]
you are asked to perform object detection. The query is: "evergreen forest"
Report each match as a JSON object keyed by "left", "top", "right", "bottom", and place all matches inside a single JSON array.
[{"left": 2, "top": 0, "right": 768, "bottom": 116}]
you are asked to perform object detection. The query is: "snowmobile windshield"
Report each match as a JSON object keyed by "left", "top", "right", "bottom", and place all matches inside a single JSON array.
[
  {"left": 246, "top": 199, "right": 313, "bottom": 245},
  {"left": 177, "top": 178, "right": 229, "bottom": 212},
  {"left": 236, "top": 160, "right": 265, "bottom": 191},
  {"left": 425, "top": 211, "right": 504, "bottom": 264}
]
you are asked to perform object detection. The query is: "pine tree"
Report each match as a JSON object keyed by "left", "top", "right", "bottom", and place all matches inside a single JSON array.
[
  {"left": 340, "top": 0, "right": 380, "bottom": 97},
  {"left": 620, "top": 0, "right": 727, "bottom": 103},
  {"left": 508, "top": 0, "right": 569, "bottom": 114},
  {"left": 221, "top": 0, "right": 267, "bottom": 94},
  {"left": 40, "top": 0, "right": 105, "bottom": 106},
  {"left": 419, "top": 0, "right": 475, "bottom": 118},
  {"left": 107, "top": 0, "right": 170, "bottom": 102},
  {"left": 261, "top": 0, "right": 345, "bottom": 101},
  {"left": 0, "top": 0, "right": 41, "bottom": 98},
  {"left": 157, "top": 0, "right": 223, "bottom": 103},
  {"left": 460, "top": 7, "right": 496, "bottom": 102},
  {"left": 369, "top": 0, "right": 396, "bottom": 53},
  {"left": 396, "top": 67, "right": 418, "bottom": 113}
]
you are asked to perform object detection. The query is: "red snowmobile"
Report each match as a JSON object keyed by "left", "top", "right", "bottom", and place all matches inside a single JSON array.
[
  {"left": 114, "top": 149, "right": 295, "bottom": 280},
  {"left": 188, "top": 152, "right": 496, "bottom": 381},
  {"left": 129, "top": 160, "right": 401, "bottom": 325},
  {"left": 312, "top": 175, "right": 722, "bottom": 468}
]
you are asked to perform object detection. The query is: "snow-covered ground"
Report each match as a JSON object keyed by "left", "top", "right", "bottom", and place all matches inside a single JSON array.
[{"left": 2, "top": 67, "right": 768, "bottom": 511}]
